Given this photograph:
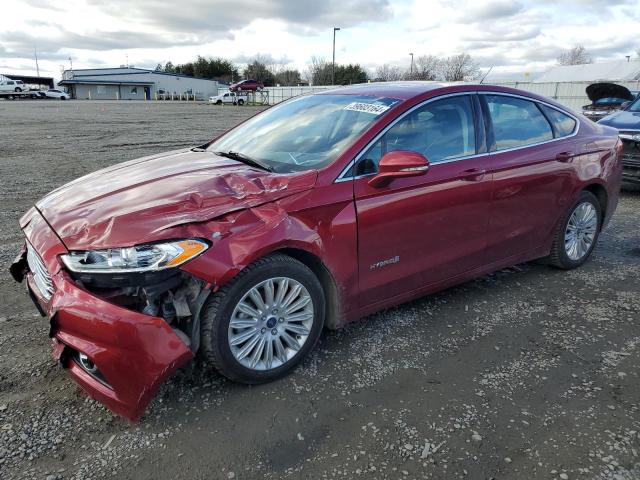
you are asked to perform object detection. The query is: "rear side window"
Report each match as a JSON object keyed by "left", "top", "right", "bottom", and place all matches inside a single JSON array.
[
  {"left": 485, "top": 95, "right": 553, "bottom": 151},
  {"left": 356, "top": 95, "right": 476, "bottom": 174},
  {"left": 538, "top": 104, "right": 577, "bottom": 137}
]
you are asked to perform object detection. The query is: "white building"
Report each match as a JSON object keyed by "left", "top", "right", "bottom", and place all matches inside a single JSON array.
[
  {"left": 533, "top": 60, "right": 640, "bottom": 83},
  {"left": 59, "top": 67, "right": 219, "bottom": 100}
]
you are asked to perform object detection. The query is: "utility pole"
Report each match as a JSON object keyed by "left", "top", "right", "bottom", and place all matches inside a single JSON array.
[
  {"left": 34, "top": 47, "right": 40, "bottom": 77},
  {"left": 332, "top": 27, "right": 340, "bottom": 85},
  {"left": 69, "top": 57, "right": 73, "bottom": 72},
  {"left": 409, "top": 52, "right": 414, "bottom": 77}
]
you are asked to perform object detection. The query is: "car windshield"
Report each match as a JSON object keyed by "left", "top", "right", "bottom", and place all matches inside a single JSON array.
[
  {"left": 627, "top": 97, "right": 640, "bottom": 112},
  {"left": 207, "top": 94, "right": 400, "bottom": 173}
]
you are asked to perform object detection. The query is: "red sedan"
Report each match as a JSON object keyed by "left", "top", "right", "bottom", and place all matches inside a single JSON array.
[
  {"left": 229, "top": 79, "right": 264, "bottom": 92},
  {"left": 11, "top": 83, "right": 622, "bottom": 421}
]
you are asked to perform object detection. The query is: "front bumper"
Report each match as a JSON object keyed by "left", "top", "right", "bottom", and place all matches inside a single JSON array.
[
  {"left": 12, "top": 210, "right": 193, "bottom": 421},
  {"left": 621, "top": 139, "right": 640, "bottom": 184}
]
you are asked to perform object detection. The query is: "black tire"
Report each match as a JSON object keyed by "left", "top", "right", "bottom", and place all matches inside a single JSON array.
[
  {"left": 216, "top": 100, "right": 222, "bottom": 105},
  {"left": 547, "top": 190, "right": 601, "bottom": 269},
  {"left": 60, "top": 96, "right": 67, "bottom": 100},
  {"left": 200, "top": 254, "right": 325, "bottom": 384},
  {"left": 15, "top": 87, "right": 21, "bottom": 92},
  {"left": 237, "top": 99, "right": 244, "bottom": 106}
]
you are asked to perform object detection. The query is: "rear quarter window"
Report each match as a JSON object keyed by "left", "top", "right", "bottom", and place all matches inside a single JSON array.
[{"left": 539, "top": 104, "right": 577, "bottom": 137}]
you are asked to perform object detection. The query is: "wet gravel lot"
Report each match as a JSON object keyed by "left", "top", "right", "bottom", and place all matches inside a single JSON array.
[{"left": 0, "top": 100, "right": 639, "bottom": 480}]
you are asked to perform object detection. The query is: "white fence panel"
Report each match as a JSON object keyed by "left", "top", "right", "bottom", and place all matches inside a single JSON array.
[
  {"left": 264, "top": 86, "right": 340, "bottom": 105},
  {"left": 263, "top": 81, "right": 640, "bottom": 113},
  {"left": 492, "top": 81, "right": 640, "bottom": 112}
]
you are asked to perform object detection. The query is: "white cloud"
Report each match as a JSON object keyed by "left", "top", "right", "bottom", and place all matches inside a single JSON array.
[{"left": 1, "top": 0, "right": 637, "bottom": 82}]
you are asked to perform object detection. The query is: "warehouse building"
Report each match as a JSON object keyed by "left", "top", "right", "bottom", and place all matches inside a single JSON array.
[
  {"left": 58, "top": 67, "right": 219, "bottom": 100},
  {"left": 533, "top": 60, "right": 640, "bottom": 83}
]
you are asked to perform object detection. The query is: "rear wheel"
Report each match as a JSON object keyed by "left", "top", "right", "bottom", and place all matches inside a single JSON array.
[
  {"left": 548, "top": 191, "right": 601, "bottom": 269},
  {"left": 237, "top": 99, "right": 245, "bottom": 106},
  {"left": 200, "top": 254, "right": 325, "bottom": 383}
]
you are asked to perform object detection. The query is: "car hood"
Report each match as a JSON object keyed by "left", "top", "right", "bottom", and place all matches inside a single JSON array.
[
  {"left": 586, "top": 83, "right": 633, "bottom": 103},
  {"left": 598, "top": 110, "right": 640, "bottom": 130},
  {"left": 33, "top": 148, "right": 318, "bottom": 250}
]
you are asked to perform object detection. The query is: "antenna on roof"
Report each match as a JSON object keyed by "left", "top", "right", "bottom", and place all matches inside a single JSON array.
[{"left": 479, "top": 66, "right": 493, "bottom": 84}]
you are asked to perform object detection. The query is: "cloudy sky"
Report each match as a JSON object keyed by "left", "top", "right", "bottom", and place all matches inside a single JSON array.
[{"left": 2, "top": 0, "right": 639, "bottom": 81}]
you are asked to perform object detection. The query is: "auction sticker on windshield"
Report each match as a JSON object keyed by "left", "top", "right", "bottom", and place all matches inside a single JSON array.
[{"left": 344, "top": 102, "right": 391, "bottom": 115}]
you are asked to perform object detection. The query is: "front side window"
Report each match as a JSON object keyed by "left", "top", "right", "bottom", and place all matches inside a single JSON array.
[
  {"left": 539, "top": 104, "right": 577, "bottom": 137},
  {"left": 485, "top": 95, "right": 553, "bottom": 151},
  {"left": 355, "top": 95, "right": 476, "bottom": 175},
  {"left": 130, "top": 87, "right": 138, "bottom": 94},
  {"left": 208, "top": 94, "right": 399, "bottom": 173}
]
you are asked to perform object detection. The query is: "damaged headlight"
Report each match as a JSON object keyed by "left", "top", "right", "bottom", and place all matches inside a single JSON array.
[{"left": 61, "top": 239, "right": 209, "bottom": 273}]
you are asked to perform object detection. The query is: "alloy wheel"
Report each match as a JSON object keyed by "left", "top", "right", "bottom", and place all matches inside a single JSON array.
[
  {"left": 564, "top": 202, "right": 598, "bottom": 261},
  {"left": 228, "top": 277, "right": 314, "bottom": 371}
]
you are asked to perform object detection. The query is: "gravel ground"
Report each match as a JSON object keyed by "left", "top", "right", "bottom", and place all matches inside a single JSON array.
[{"left": 0, "top": 100, "right": 639, "bottom": 480}]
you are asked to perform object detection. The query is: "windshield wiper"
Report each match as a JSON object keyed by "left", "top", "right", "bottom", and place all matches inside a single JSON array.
[{"left": 214, "top": 150, "right": 273, "bottom": 172}]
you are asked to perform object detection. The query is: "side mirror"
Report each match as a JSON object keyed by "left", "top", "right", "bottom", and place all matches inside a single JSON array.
[{"left": 368, "top": 150, "right": 430, "bottom": 188}]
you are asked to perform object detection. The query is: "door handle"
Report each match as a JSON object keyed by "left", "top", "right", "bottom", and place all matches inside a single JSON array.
[
  {"left": 555, "top": 151, "right": 574, "bottom": 162},
  {"left": 460, "top": 168, "right": 486, "bottom": 181}
]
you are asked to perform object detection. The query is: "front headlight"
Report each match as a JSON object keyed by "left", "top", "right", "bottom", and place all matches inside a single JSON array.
[{"left": 61, "top": 239, "right": 209, "bottom": 273}]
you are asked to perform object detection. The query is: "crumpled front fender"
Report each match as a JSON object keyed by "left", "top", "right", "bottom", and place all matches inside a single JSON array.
[{"left": 49, "top": 272, "right": 194, "bottom": 421}]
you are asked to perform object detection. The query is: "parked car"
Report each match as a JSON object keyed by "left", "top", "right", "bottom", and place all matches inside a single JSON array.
[
  {"left": 229, "top": 79, "right": 264, "bottom": 92},
  {"left": 598, "top": 94, "right": 640, "bottom": 184},
  {"left": 0, "top": 79, "right": 27, "bottom": 92},
  {"left": 582, "top": 83, "right": 635, "bottom": 121},
  {"left": 10, "top": 83, "right": 622, "bottom": 421},
  {"left": 44, "top": 89, "right": 70, "bottom": 100},
  {"left": 209, "top": 91, "right": 247, "bottom": 105}
]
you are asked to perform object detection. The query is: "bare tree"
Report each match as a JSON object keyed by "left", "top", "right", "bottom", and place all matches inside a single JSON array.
[
  {"left": 375, "top": 64, "right": 403, "bottom": 81},
  {"left": 557, "top": 45, "right": 592, "bottom": 66},
  {"left": 409, "top": 55, "right": 440, "bottom": 80},
  {"left": 304, "top": 56, "right": 332, "bottom": 85},
  {"left": 438, "top": 53, "right": 480, "bottom": 81}
]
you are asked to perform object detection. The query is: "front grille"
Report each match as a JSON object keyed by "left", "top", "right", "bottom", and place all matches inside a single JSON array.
[{"left": 26, "top": 243, "right": 54, "bottom": 300}]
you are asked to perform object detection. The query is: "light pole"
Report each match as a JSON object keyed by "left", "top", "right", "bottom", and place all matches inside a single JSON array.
[
  {"left": 409, "top": 53, "right": 414, "bottom": 77},
  {"left": 332, "top": 27, "right": 340, "bottom": 85}
]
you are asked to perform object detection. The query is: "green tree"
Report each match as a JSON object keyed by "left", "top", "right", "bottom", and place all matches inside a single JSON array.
[
  {"left": 274, "top": 69, "right": 303, "bottom": 86},
  {"left": 334, "top": 64, "right": 368, "bottom": 85},
  {"left": 243, "top": 59, "right": 276, "bottom": 86}
]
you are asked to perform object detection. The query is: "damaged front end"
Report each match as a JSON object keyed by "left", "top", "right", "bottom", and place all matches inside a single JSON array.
[
  {"left": 12, "top": 209, "right": 212, "bottom": 421},
  {"left": 67, "top": 267, "right": 211, "bottom": 353}
]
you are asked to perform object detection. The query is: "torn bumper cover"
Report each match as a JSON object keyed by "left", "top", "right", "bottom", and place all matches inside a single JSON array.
[{"left": 12, "top": 210, "right": 194, "bottom": 421}]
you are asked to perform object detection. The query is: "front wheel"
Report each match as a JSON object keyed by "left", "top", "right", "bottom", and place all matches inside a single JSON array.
[
  {"left": 548, "top": 191, "right": 601, "bottom": 269},
  {"left": 15, "top": 87, "right": 22, "bottom": 92},
  {"left": 200, "top": 254, "right": 325, "bottom": 383}
]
